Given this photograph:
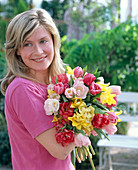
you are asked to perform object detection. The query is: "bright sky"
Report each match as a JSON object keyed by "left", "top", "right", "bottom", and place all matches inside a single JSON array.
[{"left": 33, "top": 0, "right": 42, "bottom": 8}]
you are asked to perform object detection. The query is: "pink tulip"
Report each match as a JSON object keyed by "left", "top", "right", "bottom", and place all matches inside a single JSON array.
[
  {"left": 103, "top": 124, "right": 117, "bottom": 135},
  {"left": 74, "top": 133, "right": 91, "bottom": 147},
  {"left": 91, "top": 130, "right": 98, "bottom": 136},
  {"left": 74, "top": 66, "right": 84, "bottom": 78},
  {"left": 54, "top": 82, "right": 64, "bottom": 94},
  {"left": 110, "top": 85, "right": 121, "bottom": 95},
  {"left": 73, "top": 80, "right": 89, "bottom": 99},
  {"left": 83, "top": 73, "right": 95, "bottom": 86},
  {"left": 90, "top": 82, "right": 101, "bottom": 95},
  {"left": 107, "top": 111, "right": 118, "bottom": 124}
]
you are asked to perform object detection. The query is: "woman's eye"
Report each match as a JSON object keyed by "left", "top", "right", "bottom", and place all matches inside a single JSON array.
[
  {"left": 40, "top": 40, "right": 47, "bottom": 44},
  {"left": 24, "top": 43, "right": 31, "bottom": 47}
]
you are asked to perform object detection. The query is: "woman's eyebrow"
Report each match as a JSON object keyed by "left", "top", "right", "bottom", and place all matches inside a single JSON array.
[{"left": 25, "top": 36, "right": 49, "bottom": 42}]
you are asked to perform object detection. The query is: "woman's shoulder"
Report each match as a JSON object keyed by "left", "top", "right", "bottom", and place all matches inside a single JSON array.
[
  {"left": 6, "top": 77, "right": 47, "bottom": 99},
  {"left": 8, "top": 77, "right": 35, "bottom": 90}
]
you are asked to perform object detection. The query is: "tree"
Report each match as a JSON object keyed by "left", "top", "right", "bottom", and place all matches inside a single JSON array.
[
  {"left": 64, "top": 0, "right": 120, "bottom": 40},
  {"left": 2, "top": 0, "right": 30, "bottom": 18},
  {"left": 120, "top": 0, "right": 132, "bottom": 22},
  {"left": 14, "top": 0, "right": 29, "bottom": 15},
  {"left": 62, "top": 21, "right": 138, "bottom": 92},
  {"left": 41, "top": 0, "right": 70, "bottom": 37},
  {"left": 41, "top": 0, "right": 69, "bottom": 20}
]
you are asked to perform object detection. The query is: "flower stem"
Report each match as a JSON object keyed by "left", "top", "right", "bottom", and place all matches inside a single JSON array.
[
  {"left": 82, "top": 146, "right": 88, "bottom": 157},
  {"left": 89, "top": 145, "right": 95, "bottom": 155},
  {"left": 75, "top": 148, "right": 81, "bottom": 163},
  {"left": 78, "top": 147, "right": 85, "bottom": 161},
  {"left": 85, "top": 146, "right": 95, "bottom": 170}
]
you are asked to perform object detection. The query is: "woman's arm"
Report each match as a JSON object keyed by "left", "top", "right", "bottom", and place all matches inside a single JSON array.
[{"left": 36, "top": 127, "right": 75, "bottom": 160}]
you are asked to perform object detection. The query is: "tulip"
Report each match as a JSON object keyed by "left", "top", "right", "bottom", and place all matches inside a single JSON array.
[
  {"left": 110, "top": 85, "right": 121, "bottom": 95},
  {"left": 44, "top": 99, "right": 59, "bottom": 115},
  {"left": 65, "top": 87, "right": 76, "bottom": 98},
  {"left": 73, "top": 80, "right": 89, "bottom": 99},
  {"left": 54, "top": 82, "right": 64, "bottom": 94},
  {"left": 83, "top": 73, "right": 95, "bottom": 86},
  {"left": 91, "top": 130, "right": 98, "bottom": 136},
  {"left": 74, "top": 133, "right": 91, "bottom": 147},
  {"left": 74, "top": 66, "right": 84, "bottom": 78},
  {"left": 107, "top": 111, "right": 118, "bottom": 124},
  {"left": 90, "top": 82, "right": 101, "bottom": 95},
  {"left": 103, "top": 123, "right": 117, "bottom": 135}
]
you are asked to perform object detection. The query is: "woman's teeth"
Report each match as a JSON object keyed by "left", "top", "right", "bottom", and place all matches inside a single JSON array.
[{"left": 34, "top": 57, "right": 45, "bottom": 62}]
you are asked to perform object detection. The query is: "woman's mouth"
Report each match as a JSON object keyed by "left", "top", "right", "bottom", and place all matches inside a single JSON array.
[{"left": 32, "top": 56, "right": 46, "bottom": 62}]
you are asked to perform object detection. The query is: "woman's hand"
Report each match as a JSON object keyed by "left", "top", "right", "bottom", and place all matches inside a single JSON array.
[{"left": 74, "top": 133, "right": 91, "bottom": 147}]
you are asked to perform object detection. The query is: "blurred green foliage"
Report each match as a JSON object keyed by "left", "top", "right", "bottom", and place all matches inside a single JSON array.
[
  {"left": 41, "top": 0, "right": 69, "bottom": 37},
  {"left": 62, "top": 21, "right": 138, "bottom": 92},
  {"left": 0, "top": 114, "right": 11, "bottom": 167}
]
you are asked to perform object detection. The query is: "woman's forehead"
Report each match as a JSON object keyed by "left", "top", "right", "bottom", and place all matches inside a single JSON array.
[{"left": 24, "top": 26, "right": 51, "bottom": 42}]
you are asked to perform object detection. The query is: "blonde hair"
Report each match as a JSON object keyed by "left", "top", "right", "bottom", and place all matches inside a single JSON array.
[{"left": 1, "top": 8, "right": 65, "bottom": 95}]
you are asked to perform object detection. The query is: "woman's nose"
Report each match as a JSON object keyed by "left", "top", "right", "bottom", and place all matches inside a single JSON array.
[{"left": 34, "top": 44, "right": 43, "bottom": 55}]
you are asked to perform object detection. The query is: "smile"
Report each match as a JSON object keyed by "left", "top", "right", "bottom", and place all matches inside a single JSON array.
[{"left": 32, "top": 56, "right": 46, "bottom": 62}]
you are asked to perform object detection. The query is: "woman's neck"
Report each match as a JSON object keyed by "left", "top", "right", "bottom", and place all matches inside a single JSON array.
[{"left": 30, "top": 70, "right": 49, "bottom": 85}]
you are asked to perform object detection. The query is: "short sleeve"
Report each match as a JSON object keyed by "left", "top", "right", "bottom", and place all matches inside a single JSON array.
[{"left": 11, "top": 83, "right": 54, "bottom": 138}]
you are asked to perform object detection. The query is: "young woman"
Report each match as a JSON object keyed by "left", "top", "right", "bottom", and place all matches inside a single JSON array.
[{"left": 1, "top": 8, "right": 90, "bottom": 170}]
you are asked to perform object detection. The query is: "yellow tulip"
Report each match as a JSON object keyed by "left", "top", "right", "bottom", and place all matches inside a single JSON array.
[
  {"left": 100, "top": 87, "right": 116, "bottom": 105},
  {"left": 48, "top": 90, "right": 55, "bottom": 97},
  {"left": 52, "top": 115, "right": 59, "bottom": 122},
  {"left": 97, "top": 82, "right": 110, "bottom": 91},
  {"left": 66, "top": 66, "right": 74, "bottom": 75},
  {"left": 68, "top": 103, "right": 95, "bottom": 135},
  {"left": 116, "top": 110, "right": 122, "bottom": 123},
  {"left": 68, "top": 112, "right": 86, "bottom": 130},
  {"left": 71, "top": 97, "right": 83, "bottom": 108}
]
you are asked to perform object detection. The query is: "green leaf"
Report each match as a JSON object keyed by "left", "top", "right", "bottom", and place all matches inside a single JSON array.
[
  {"left": 92, "top": 105, "right": 107, "bottom": 114},
  {"left": 73, "top": 126, "right": 87, "bottom": 136},
  {"left": 94, "top": 71, "right": 101, "bottom": 79},
  {"left": 84, "top": 65, "right": 87, "bottom": 75},
  {"left": 55, "top": 76, "right": 57, "bottom": 84},
  {"left": 58, "top": 124, "right": 67, "bottom": 130},
  {"left": 94, "top": 128, "right": 109, "bottom": 140},
  {"left": 61, "top": 94, "right": 69, "bottom": 102},
  {"left": 65, "top": 65, "right": 68, "bottom": 74},
  {"left": 71, "top": 149, "right": 76, "bottom": 168},
  {"left": 92, "top": 100, "right": 109, "bottom": 111},
  {"left": 92, "top": 67, "right": 99, "bottom": 75},
  {"left": 69, "top": 75, "right": 74, "bottom": 87}
]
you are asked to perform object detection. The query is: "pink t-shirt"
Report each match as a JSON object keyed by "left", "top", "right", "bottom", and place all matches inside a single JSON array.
[{"left": 5, "top": 77, "right": 74, "bottom": 170}]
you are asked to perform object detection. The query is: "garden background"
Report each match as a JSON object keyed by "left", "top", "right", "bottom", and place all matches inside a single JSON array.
[{"left": 0, "top": 0, "right": 138, "bottom": 169}]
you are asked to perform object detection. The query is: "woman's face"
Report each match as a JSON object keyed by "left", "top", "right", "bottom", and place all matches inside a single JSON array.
[{"left": 17, "top": 26, "right": 54, "bottom": 77}]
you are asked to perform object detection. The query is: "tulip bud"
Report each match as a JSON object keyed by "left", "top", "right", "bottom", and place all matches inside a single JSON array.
[
  {"left": 83, "top": 73, "right": 95, "bottom": 86},
  {"left": 74, "top": 66, "right": 84, "bottom": 78}
]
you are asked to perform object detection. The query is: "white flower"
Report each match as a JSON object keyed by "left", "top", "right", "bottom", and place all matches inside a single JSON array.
[
  {"left": 65, "top": 87, "right": 76, "bottom": 98},
  {"left": 47, "top": 83, "right": 55, "bottom": 91},
  {"left": 49, "top": 92, "right": 60, "bottom": 100},
  {"left": 97, "top": 76, "right": 104, "bottom": 83},
  {"left": 44, "top": 99, "right": 59, "bottom": 115}
]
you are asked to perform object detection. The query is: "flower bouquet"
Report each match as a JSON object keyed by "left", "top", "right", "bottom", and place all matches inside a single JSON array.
[{"left": 44, "top": 66, "right": 122, "bottom": 169}]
